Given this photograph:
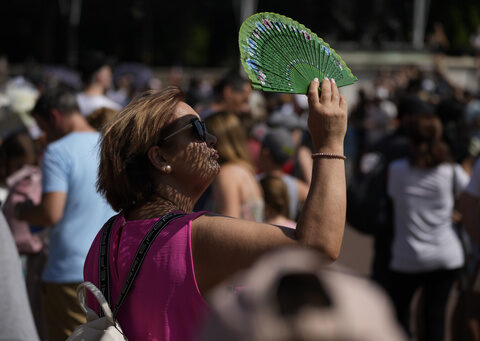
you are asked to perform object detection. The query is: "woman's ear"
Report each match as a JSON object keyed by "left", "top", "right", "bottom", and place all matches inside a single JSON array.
[{"left": 147, "top": 146, "right": 170, "bottom": 173}]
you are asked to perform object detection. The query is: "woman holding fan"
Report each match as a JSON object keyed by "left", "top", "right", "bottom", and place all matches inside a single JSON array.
[{"left": 83, "top": 77, "right": 348, "bottom": 341}]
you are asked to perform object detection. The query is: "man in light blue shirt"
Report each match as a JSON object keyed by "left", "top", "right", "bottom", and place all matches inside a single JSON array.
[{"left": 15, "top": 87, "right": 115, "bottom": 341}]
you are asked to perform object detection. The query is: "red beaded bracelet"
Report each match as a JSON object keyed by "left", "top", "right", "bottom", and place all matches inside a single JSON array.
[{"left": 311, "top": 152, "right": 347, "bottom": 160}]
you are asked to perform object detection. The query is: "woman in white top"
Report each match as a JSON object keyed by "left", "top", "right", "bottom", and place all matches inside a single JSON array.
[{"left": 387, "top": 112, "right": 469, "bottom": 341}]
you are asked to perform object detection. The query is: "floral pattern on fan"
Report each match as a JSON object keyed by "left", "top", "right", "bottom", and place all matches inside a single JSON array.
[{"left": 239, "top": 12, "right": 357, "bottom": 94}]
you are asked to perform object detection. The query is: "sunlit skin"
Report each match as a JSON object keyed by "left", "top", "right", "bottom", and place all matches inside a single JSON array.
[{"left": 160, "top": 102, "right": 221, "bottom": 192}]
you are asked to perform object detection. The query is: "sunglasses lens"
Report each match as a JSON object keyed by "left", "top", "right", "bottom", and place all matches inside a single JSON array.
[
  {"left": 201, "top": 122, "right": 207, "bottom": 141},
  {"left": 194, "top": 120, "right": 207, "bottom": 141}
]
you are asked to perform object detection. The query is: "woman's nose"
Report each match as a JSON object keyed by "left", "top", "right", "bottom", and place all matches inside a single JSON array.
[{"left": 206, "top": 132, "right": 217, "bottom": 146}]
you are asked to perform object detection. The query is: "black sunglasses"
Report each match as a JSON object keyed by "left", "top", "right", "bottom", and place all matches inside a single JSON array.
[{"left": 162, "top": 118, "right": 208, "bottom": 142}]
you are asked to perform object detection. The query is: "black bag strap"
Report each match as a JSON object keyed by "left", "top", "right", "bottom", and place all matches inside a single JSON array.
[
  {"left": 99, "top": 215, "right": 117, "bottom": 315},
  {"left": 98, "top": 211, "right": 185, "bottom": 318}
]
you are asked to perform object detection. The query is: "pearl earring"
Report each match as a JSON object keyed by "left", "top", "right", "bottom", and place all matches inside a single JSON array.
[{"left": 165, "top": 165, "right": 172, "bottom": 174}]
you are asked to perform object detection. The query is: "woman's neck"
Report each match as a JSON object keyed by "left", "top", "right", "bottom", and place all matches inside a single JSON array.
[{"left": 124, "top": 191, "right": 196, "bottom": 221}]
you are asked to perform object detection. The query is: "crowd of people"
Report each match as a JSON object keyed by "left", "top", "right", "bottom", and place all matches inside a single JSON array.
[{"left": 0, "top": 49, "right": 479, "bottom": 341}]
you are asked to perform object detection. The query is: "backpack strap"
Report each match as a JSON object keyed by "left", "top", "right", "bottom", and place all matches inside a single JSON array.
[{"left": 98, "top": 211, "right": 185, "bottom": 318}]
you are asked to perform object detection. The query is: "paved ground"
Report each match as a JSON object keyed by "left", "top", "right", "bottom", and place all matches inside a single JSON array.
[{"left": 336, "top": 224, "right": 374, "bottom": 276}]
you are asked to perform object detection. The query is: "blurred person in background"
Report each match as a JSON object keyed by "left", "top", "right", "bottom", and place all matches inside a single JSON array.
[
  {"left": 186, "top": 76, "right": 214, "bottom": 111},
  {"left": 427, "top": 22, "right": 450, "bottom": 55},
  {"left": 460, "top": 157, "right": 480, "bottom": 247},
  {"left": 86, "top": 107, "right": 119, "bottom": 131},
  {"left": 349, "top": 88, "right": 370, "bottom": 173},
  {"left": 472, "top": 25, "right": 480, "bottom": 78},
  {"left": 0, "top": 211, "right": 39, "bottom": 341},
  {"left": 106, "top": 71, "right": 134, "bottom": 107},
  {"left": 260, "top": 175, "right": 296, "bottom": 229},
  {"left": 203, "top": 111, "right": 264, "bottom": 222},
  {"left": 294, "top": 129, "right": 316, "bottom": 185},
  {"left": 362, "top": 93, "right": 397, "bottom": 150},
  {"left": 0, "top": 55, "right": 9, "bottom": 93},
  {"left": 0, "top": 131, "right": 46, "bottom": 338},
  {"left": 200, "top": 72, "right": 251, "bottom": 119},
  {"left": 266, "top": 106, "right": 306, "bottom": 174},
  {"left": 455, "top": 156, "right": 480, "bottom": 341},
  {"left": 349, "top": 95, "right": 434, "bottom": 289},
  {"left": 76, "top": 51, "right": 122, "bottom": 116},
  {"left": 387, "top": 112, "right": 470, "bottom": 341},
  {"left": 107, "top": 62, "right": 154, "bottom": 107},
  {"left": 258, "top": 128, "right": 309, "bottom": 221},
  {"left": 14, "top": 87, "right": 115, "bottom": 341}
]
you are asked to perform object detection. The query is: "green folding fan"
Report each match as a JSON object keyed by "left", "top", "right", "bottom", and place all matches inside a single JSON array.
[{"left": 239, "top": 12, "right": 357, "bottom": 94}]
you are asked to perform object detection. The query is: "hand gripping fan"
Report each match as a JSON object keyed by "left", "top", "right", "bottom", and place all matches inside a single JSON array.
[{"left": 239, "top": 12, "right": 358, "bottom": 94}]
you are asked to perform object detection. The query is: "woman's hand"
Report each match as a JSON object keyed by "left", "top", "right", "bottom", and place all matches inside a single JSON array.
[{"left": 307, "top": 78, "right": 348, "bottom": 153}]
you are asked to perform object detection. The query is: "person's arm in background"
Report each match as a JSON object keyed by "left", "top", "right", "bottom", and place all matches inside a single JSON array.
[
  {"left": 14, "top": 145, "right": 67, "bottom": 227},
  {"left": 14, "top": 192, "right": 66, "bottom": 226}
]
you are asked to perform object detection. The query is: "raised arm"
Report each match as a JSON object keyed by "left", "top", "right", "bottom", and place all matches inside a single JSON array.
[
  {"left": 295, "top": 77, "right": 347, "bottom": 257},
  {"left": 192, "top": 78, "right": 348, "bottom": 293}
]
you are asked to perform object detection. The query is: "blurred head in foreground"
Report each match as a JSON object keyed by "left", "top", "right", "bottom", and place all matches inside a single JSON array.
[{"left": 197, "top": 247, "right": 407, "bottom": 341}]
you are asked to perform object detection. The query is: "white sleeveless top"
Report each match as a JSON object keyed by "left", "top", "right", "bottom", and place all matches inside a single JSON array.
[{"left": 387, "top": 159, "right": 469, "bottom": 272}]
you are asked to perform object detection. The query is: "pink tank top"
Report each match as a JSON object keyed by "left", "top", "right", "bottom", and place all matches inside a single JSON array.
[{"left": 83, "top": 211, "right": 209, "bottom": 341}]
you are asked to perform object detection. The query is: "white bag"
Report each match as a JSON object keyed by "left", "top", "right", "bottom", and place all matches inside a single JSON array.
[{"left": 67, "top": 281, "right": 127, "bottom": 341}]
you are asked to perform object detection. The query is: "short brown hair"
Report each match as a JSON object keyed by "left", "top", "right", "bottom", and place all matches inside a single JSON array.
[{"left": 97, "top": 86, "right": 184, "bottom": 211}]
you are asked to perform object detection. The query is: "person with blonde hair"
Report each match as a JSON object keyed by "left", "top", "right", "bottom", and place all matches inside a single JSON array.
[
  {"left": 204, "top": 111, "right": 264, "bottom": 221},
  {"left": 83, "top": 78, "right": 348, "bottom": 341}
]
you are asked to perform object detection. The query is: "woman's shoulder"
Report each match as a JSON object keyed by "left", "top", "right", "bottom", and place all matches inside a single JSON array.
[
  {"left": 436, "top": 162, "right": 466, "bottom": 174},
  {"left": 219, "top": 162, "right": 254, "bottom": 179},
  {"left": 450, "top": 163, "right": 470, "bottom": 187}
]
